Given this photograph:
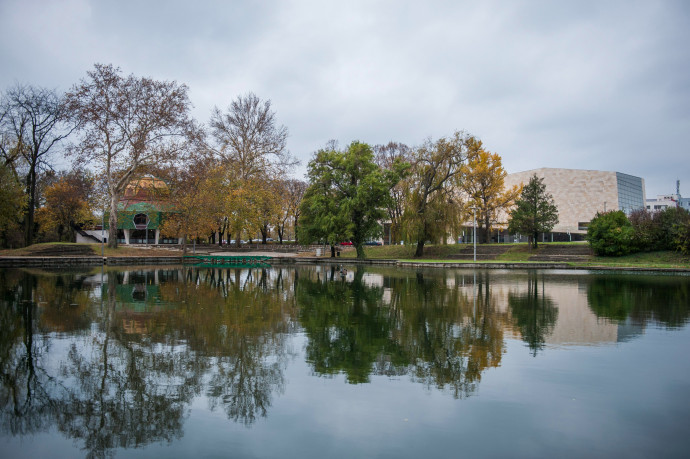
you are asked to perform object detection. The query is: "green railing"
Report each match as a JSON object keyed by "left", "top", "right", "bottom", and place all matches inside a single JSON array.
[{"left": 183, "top": 255, "right": 272, "bottom": 267}]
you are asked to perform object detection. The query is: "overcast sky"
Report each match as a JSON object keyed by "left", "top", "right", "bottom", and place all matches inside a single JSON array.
[{"left": 1, "top": 0, "right": 688, "bottom": 197}]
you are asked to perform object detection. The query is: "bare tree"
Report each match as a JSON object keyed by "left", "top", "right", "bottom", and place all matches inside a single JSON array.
[
  {"left": 65, "top": 64, "right": 197, "bottom": 248},
  {"left": 275, "top": 178, "right": 306, "bottom": 243},
  {"left": 375, "top": 142, "right": 412, "bottom": 244},
  {"left": 0, "top": 84, "right": 74, "bottom": 246},
  {"left": 209, "top": 92, "right": 294, "bottom": 180}
]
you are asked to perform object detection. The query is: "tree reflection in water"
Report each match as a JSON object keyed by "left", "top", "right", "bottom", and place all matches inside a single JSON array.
[
  {"left": 296, "top": 266, "right": 509, "bottom": 398},
  {"left": 8, "top": 266, "right": 685, "bottom": 455},
  {"left": 0, "top": 266, "right": 297, "bottom": 457},
  {"left": 586, "top": 274, "right": 690, "bottom": 328},
  {"left": 507, "top": 271, "right": 558, "bottom": 356}
]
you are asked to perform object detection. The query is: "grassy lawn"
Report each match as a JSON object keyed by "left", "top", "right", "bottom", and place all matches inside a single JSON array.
[
  {"left": 339, "top": 242, "right": 689, "bottom": 269},
  {"left": 2, "top": 242, "right": 688, "bottom": 269},
  {"left": 0, "top": 242, "right": 182, "bottom": 257}
]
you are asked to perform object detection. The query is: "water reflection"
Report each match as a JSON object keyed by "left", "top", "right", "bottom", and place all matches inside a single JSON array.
[
  {"left": 508, "top": 272, "right": 558, "bottom": 356},
  {"left": 586, "top": 274, "right": 690, "bottom": 328},
  {"left": 1, "top": 266, "right": 689, "bottom": 457},
  {"left": 296, "top": 267, "right": 508, "bottom": 398},
  {"left": 0, "top": 267, "right": 297, "bottom": 457}
]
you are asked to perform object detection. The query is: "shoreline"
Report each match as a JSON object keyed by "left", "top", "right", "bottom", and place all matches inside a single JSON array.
[{"left": 1, "top": 255, "right": 689, "bottom": 273}]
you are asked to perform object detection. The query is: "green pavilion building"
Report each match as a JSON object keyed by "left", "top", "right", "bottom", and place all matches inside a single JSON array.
[{"left": 105, "top": 175, "right": 179, "bottom": 245}]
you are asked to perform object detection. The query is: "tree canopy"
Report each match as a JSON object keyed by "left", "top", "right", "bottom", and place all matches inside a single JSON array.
[
  {"left": 65, "top": 63, "right": 197, "bottom": 248},
  {"left": 460, "top": 145, "right": 520, "bottom": 243},
  {"left": 403, "top": 131, "right": 479, "bottom": 257},
  {"left": 299, "top": 141, "right": 405, "bottom": 258}
]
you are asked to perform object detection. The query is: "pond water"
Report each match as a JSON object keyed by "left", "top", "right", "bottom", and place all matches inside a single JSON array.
[{"left": 1, "top": 265, "right": 689, "bottom": 458}]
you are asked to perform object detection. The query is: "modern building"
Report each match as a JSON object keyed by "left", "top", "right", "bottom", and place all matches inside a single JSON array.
[{"left": 503, "top": 168, "right": 646, "bottom": 237}]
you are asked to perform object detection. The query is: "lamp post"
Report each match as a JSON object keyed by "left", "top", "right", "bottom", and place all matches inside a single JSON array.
[
  {"left": 473, "top": 207, "right": 477, "bottom": 262},
  {"left": 101, "top": 213, "right": 104, "bottom": 259}
]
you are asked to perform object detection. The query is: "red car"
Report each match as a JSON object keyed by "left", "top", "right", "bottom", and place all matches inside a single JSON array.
[{"left": 340, "top": 241, "right": 353, "bottom": 245}]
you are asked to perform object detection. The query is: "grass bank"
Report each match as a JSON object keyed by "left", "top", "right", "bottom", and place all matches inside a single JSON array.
[{"left": 340, "top": 243, "right": 690, "bottom": 269}]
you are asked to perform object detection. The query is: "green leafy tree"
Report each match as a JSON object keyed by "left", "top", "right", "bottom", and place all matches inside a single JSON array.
[
  {"left": 299, "top": 141, "right": 403, "bottom": 259},
  {"left": 586, "top": 210, "right": 636, "bottom": 256},
  {"left": 507, "top": 174, "right": 558, "bottom": 249}
]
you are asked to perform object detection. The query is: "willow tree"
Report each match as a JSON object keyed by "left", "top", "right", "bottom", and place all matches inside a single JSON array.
[
  {"left": 403, "top": 131, "right": 480, "bottom": 257},
  {"left": 66, "top": 64, "right": 197, "bottom": 248},
  {"left": 460, "top": 145, "right": 521, "bottom": 243}
]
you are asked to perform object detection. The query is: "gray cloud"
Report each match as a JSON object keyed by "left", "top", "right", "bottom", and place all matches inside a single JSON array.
[{"left": 1, "top": 0, "right": 688, "bottom": 196}]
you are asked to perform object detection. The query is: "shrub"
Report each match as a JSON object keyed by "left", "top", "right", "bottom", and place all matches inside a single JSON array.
[
  {"left": 656, "top": 207, "right": 690, "bottom": 250},
  {"left": 629, "top": 209, "right": 661, "bottom": 251},
  {"left": 672, "top": 221, "right": 690, "bottom": 256},
  {"left": 587, "top": 211, "right": 636, "bottom": 256}
]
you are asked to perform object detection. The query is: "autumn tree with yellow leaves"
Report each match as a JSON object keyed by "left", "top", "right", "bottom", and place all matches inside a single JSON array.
[
  {"left": 209, "top": 92, "right": 296, "bottom": 244},
  {"left": 159, "top": 160, "right": 225, "bottom": 253},
  {"left": 460, "top": 144, "right": 521, "bottom": 243},
  {"left": 35, "top": 169, "right": 96, "bottom": 242}
]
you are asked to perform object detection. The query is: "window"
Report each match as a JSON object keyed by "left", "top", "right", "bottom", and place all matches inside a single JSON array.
[{"left": 133, "top": 213, "right": 149, "bottom": 229}]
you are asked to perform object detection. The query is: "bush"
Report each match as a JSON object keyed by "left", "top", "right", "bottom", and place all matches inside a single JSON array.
[
  {"left": 672, "top": 221, "right": 690, "bottom": 256},
  {"left": 629, "top": 209, "right": 661, "bottom": 251},
  {"left": 656, "top": 207, "right": 690, "bottom": 250},
  {"left": 587, "top": 211, "right": 636, "bottom": 256}
]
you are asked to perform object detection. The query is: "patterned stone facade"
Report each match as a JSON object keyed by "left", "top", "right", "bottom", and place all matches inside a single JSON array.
[{"left": 503, "top": 168, "right": 645, "bottom": 234}]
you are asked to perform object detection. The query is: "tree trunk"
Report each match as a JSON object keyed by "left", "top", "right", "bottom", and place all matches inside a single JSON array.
[
  {"left": 533, "top": 231, "right": 539, "bottom": 249},
  {"left": 415, "top": 240, "right": 425, "bottom": 257},
  {"left": 108, "top": 192, "right": 119, "bottom": 249},
  {"left": 355, "top": 243, "right": 365, "bottom": 259},
  {"left": 330, "top": 244, "right": 336, "bottom": 257},
  {"left": 24, "top": 164, "right": 37, "bottom": 246},
  {"left": 484, "top": 213, "right": 491, "bottom": 243}
]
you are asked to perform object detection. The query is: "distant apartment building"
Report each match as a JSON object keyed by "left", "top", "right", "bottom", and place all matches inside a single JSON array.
[{"left": 646, "top": 194, "right": 690, "bottom": 212}]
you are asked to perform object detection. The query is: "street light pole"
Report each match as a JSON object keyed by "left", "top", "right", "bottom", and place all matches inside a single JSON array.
[
  {"left": 473, "top": 207, "right": 477, "bottom": 262},
  {"left": 101, "top": 213, "right": 104, "bottom": 259}
]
